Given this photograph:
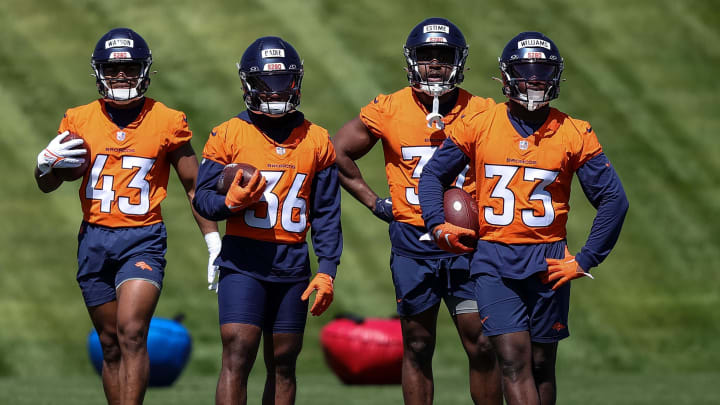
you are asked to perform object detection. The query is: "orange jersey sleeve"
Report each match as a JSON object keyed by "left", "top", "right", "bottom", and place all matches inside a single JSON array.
[
  {"left": 202, "top": 116, "right": 334, "bottom": 244},
  {"left": 359, "top": 87, "right": 494, "bottom": 227},
  {"left": 60, "top": 98, "right": 191, "bottom": 227},
  {"left": 461, "top": 103, "right": 603, "bottom": 244}
]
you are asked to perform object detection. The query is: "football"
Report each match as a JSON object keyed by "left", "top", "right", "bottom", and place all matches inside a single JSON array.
[
  {"left": 443, "top": 188, "right": 479, "bottom": 245},
  {"left": 216, "top": 163, "right": 257, "bottom": 195},
  {"left": 54, "top": 132, "right": 90, "bottom": 182}
]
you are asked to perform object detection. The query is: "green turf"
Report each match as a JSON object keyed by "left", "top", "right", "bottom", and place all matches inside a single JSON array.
[{"left": 1, "top": 0, "right": 719, "bottom": 402}]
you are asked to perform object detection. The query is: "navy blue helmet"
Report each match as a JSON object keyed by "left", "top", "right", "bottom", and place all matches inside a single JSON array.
[
  {"left": 91, "top": 28, "right": 153, "bottom": 102},
  {"left": 404, "top": 17, "right": 468, "bottom": 96},
  {"left": 499, "top": 31, "right": 564, "bottom": 111},
  {"left": 237, "top": 36, "right": 303, "bottom": 116}
]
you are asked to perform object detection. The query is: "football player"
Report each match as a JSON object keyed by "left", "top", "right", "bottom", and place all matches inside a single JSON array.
[
  {"left": 332, "top": 17, "right": 501, "bottom": 405},
  {"left": 192, "top": 36, "right": 342, "bottom": 405},
  {"left": 33, "top": 28, "right": 219, "bottom": 404},
  {"left": 418, "top": 32, "right": 629, "bottom": 405}
]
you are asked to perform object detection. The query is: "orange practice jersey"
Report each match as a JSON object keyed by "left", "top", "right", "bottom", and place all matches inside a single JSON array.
[
  {"left": 202, "top": 116, "right": 335, "bottom": 244},
  {"left": 59, "top": 98, "right": 191, "bottom": 227},
  {"left": 359, "top": 87, "right": 494, "bottom": 227},
  {"left": 450, "top": 102, "right": 603, "bottom": 244}
]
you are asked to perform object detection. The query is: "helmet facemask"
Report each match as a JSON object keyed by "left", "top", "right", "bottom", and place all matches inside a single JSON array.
[
  {"left": 500, "top": 61, "right": 562, "bottom": 111},
  {"left": 239, "top": 69, "right": 303, "bottom": 116},
  {"left": 93, "top": 60, "right": 152, "bottom": 102},
  {"left": 405, "top": 44, "right": 467, "bottom": 97}
]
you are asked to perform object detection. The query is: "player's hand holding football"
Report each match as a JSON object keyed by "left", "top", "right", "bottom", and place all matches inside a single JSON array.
[
  {"left": 224, "top": 169, "right": 266, "bottom": 212},
  {"left": 431, "top": 222, "right": 476, "bottom": 254},
  {"left": 301, "top": 273, "right": 334, "bottom": 316},
  {"left": 37, "top": 131, "right": 87, "bottom": 176},
  {"left": 541, "top": 246, "right": 594, "bottom": 291}
]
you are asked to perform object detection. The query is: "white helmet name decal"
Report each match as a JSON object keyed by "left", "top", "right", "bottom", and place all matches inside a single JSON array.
[
  {"left": 518, "top": 39, "right": 550, "bottom": 50},
  {"left": 423, "top": 24, "right": 449, "bottom": 34},
  {"left": 262, "top": 49, "right": 285, "bottom": 58},
  {"left": 105, "top": 39, "right": 134, "bottom": 49}
]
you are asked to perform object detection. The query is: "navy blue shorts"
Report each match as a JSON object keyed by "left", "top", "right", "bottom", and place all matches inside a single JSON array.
[
  {"left": 76, "top": 222, "right": 167, "bottom": 307},
  {"left": 390, "top": 253, "right": 475, "bottom": 317},
  {"left": 474, "top": 271, "right": 570, "bottom": 342},
  {"left": 217, "top": 269, "right": 309, "bottom": 333}
]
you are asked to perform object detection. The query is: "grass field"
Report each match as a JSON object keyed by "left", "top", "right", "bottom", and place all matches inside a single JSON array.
[{"left": 1, "top": 0, "right": 719, "bottom": 403}]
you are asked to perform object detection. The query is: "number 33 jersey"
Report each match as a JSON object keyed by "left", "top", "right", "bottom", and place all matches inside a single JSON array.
[
  {"left": 449, "top": 102, "right": 603, "bottom": 244},
  {"left": 201, "top": 115, "right": 336, "bottom": 244},
  {"left": 58, "top": 98, "right": 192, "bottom": 228}
]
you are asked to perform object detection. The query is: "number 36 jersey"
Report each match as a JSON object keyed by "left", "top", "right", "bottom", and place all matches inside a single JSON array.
[
  {"left": 58, "top": 98, "right": 191, "bottom": 228},
  {"left": 201, "top": 115, "right": 336, "bottom": 244},
  {"left": 449, "top": 102, "right": 603, "bottom": 244}
]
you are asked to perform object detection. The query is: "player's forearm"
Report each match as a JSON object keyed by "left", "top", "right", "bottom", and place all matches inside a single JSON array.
[
  {"left": 193, "top": 159, "right": 233, "bottom": 221},
  {"left": 419, "top": 138, "right": 469, "bottom": 230},
  {"left": 310, "top": 165, "right": 343, "bottom": 278},
  {"left": 34, "top": 167, "right": 63, "bottom": 193},
  {"left": 575, "top": 154, "right": 629, "bottom": 270},
  {"left": 336, "top": 162, "right": 378, "bottom": 210}
]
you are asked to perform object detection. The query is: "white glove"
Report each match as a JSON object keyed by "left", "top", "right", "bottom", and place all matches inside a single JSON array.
[
  {"left": 204, "top": 232, "right": 222, "bottom": 292},
  {"left": 37, "top": 131, "right": 87, "bottom": 176}
]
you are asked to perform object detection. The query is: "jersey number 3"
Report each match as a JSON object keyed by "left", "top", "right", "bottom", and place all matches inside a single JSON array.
[
  {"left": 484, "top": 164, "right": 559, "bottom": 227},
  {"left": 402, "top": 146, "right": 469, "bottom": 205}
]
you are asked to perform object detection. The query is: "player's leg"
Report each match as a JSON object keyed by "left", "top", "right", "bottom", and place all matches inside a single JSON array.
[
  {"left": 217, "top": 323, "right": 262, "bottom": 405},
  {"left": 444, "top": 256, "right": 502, "bottom": 405},
  {"left": 532, "top": 341, "right": 558, "bottom": 405},
  {"left": 262, "top": 332, "right": 276, "bottom": 405},
  {"left": 115, "top": 279, "right": 161, "bottom": 404},
  {"left": 263, "top": 332, "right": 303, "bottom": 405},
  {"left": 489, "top": 331, "right": 539, "bottom": 405},
  {"left": 527, "top": 275, "right": 570, "bottom": 405},
  {"left": 77, "top": 222, "right": 123, "bottom": 404},
  {"left": 400, "top": 305, "right": 440, "bottom": 405},
  {"left": 261, "top": 278, "right": 308, "bottom": 405},
  {"left": 87, "top": 300, "right": 121, "bottom": 404},
  {"left": 216, "top": 270, "right": 268, "bottom": 405},
  {"left": 450, "top": 308, "right": 502, "bottom": 405},
  {"left": 390, "top": 253, "right": 444, "bottom": 405},
  {"left": 474, "top": 272, "right": 540, "bottom": 405}
]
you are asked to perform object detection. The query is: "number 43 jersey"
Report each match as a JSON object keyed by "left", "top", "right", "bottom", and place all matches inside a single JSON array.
[
  {"left": 449, "top": 102, "right": 603, "bottom": 244},
  {"left": 58, "top": 98, "right": 192, "bottom": 228}
]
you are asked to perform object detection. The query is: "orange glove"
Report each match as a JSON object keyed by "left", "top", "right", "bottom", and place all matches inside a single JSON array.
[
  {"left": 540, "top": 246, "right": 594, "bottom": 291},
  {"left": 225, "top": 169, "right": 266, "bottom": 212},
  {"left": 301, "top": 273, "right": 334, "bottom": 316},
  {"left": 431, "top": 223, "right": 477, "bottom": 254}
]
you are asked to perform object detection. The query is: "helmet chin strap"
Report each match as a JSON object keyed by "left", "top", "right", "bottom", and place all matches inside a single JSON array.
[
  {"left": 426, "top": 95, "right": 444, "bottom": 129},
  {"left": 524, "top": 89, "right": 548, "bottom": 111},
  {"left": 259, "top": 100, "right": 295, "bottom": 116}
]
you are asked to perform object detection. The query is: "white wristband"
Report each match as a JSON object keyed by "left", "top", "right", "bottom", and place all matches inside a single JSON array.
[{"left": 204, "top": 232, "right": 222, "bottom": 253}]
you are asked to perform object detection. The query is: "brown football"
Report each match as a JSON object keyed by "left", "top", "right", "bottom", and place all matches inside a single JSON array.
[
  {"left": 216, "top": 163, "right": 257, "bottom": 195},
  {"left": 54, "top": 133, "right": 90, "bottom": 182},
  {"left": 443, "top": 187, "right": 479, "bottom": 246}
]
